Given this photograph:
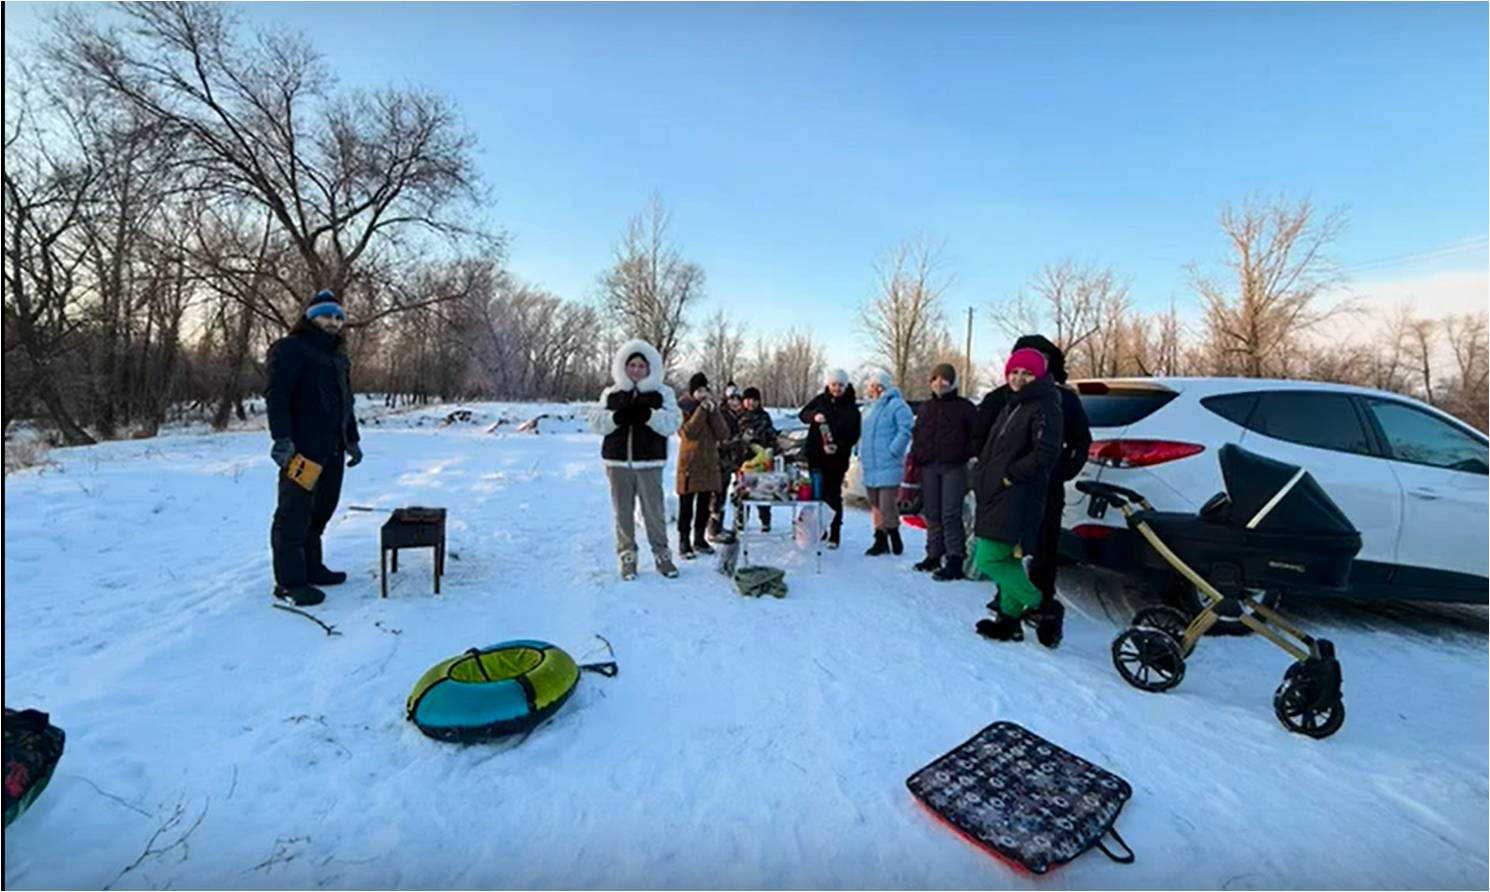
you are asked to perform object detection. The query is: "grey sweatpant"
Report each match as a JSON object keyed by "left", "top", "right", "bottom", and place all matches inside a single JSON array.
[
  {"left": 921, "top": 463, "right": 969, "bottom": 560},
  {"left": 605, "top": 465, "right": 671, "bottom": 560}
]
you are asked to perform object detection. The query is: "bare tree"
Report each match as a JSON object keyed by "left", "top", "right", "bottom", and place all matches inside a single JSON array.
[
  {"left": 989, "top": 260, "right": 1132, "bottom": 379},
  {"left": 1405, "top": 317, "right": 1438, "bottom": 405},
  {"left": 598, "top": 196, "right": 705, "bottom": 370},
  {"left": 1366, "top": 302, "right": 1416, "bottom": 394},
  {"left": 2, "top": 90, "right": 98, "bottom": 444},
  {"left": 51, "top": 2, "right": 495, "bottom": 313},
  {"left": 1190, "top": 197, "right": 1349, "bottom": 377},
  {"left": 859, "top": 237, "right": 950, "bottom": 388},
  {"left": 741, "top": 329, "right": 827, "bottom": 407},
  {"left": 1443, "top": 312, "right": 1488, "bottom": 430},
  {"left": 695, "top": 309, "right": 747, "bottom": 389}
]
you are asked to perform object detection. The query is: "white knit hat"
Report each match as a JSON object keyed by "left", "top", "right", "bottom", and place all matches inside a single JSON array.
[{"left": 825, "top": 368, "right": 850, "bottom": 386}]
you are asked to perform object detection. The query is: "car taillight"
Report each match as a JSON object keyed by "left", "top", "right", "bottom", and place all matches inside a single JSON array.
[
  {"left": 1072, "top": 524, "right": 1115, "bottom": 539},
  {"left": 1088, "top": 439, "right": 1205, "bottom": 468}
]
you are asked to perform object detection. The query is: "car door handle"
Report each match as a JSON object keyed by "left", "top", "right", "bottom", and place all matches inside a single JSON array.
[{"left": 1408, "top": 487, "right": 1440, "bottom": 501}]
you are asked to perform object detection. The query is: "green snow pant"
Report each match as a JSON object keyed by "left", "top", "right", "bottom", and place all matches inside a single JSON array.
[{"left": 974, "top": 537, "right": 1043, "bottom": 619}]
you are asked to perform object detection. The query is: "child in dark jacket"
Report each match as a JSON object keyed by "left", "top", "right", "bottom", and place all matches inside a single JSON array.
[
  {"left": 910, "top": 363, "right": 977, "bottom": 581},
  {"left": 734, "top": 387, "right": 779, "bottom": 531}
]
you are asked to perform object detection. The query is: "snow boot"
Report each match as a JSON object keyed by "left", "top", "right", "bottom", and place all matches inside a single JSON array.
[
  {"left": 1032, "top": 598, "right": 1065, "bottom": 649},
  {"left": 888, "top": 528, "right": 904, "bottom": 555},
  {"left": 693, "top": 535, "right": 715, "bottom": 556},
  {"left": 678, "top": 542, "right": 696, "bottom": 561},
  {"left": 913, "top": 556, "right": 941, "bottom": 572},
  {"left": 827, "top": 522, "right": 841, "bottom": 549},
  {"left": 274, "top": 584, "right": 326, "bottom": 607},
  {"left": 865, "top": 530, "right": 890, "bottom": 556},
  {"left": 932, "top": 561, "right": 965, "bottom": 582},
  {"left": 308, "top": 567, "right": 348, "bottom": 586},
  {"left": 619, "top": 552, "right": 638, "bottom": 581},
  {"left": 656, "top": 552, "right": 680, "bottom": 579},
  {"left": 976, "top": 612, "right": 1024, "bottom": 642},
  {"left": 761, "top": 517, "right": 772, "bottom": 534}
]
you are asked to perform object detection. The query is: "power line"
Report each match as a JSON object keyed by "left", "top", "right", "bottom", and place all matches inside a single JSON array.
[{"left": 1345, "top": 236, "right": 1489, "bottom": 273}]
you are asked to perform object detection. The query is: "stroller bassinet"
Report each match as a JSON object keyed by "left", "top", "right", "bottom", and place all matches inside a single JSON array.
[
  {"left": 1078, "top": 444, "right": 1356, "bottom": 739},
  {"left": 1134, "top": 444, "right": 1362, "bottom": 594}
]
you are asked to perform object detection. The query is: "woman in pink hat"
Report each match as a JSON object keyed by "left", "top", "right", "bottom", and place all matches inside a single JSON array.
[{"left": 971, "top": 347, "right": 1065, "bottom": 642}]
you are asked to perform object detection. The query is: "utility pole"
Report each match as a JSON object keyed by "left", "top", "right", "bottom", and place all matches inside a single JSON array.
[{"left": 964, "top": 306, "right": 974, "bottom": 393}]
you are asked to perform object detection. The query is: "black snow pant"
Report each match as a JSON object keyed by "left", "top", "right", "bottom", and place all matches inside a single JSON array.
[
  {"left": 816, "top": 463, "right": 847, "bottom": 539},
  {"left": 678, "top": 491, "right": 713, "bottom": 546},
  {"left": 1028, "top": 483, "right": 1064, "bottom": 607},
  {"left": 921, "top": 463, "right": 969, "bottom": 562},
  {"left": 271, "top": 451, "right": 345, "bottom": 588}
]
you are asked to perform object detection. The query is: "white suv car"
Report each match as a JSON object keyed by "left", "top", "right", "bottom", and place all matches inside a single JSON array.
[{"left": 1061, "top": 378, "right": 1488, "bottom": 606}]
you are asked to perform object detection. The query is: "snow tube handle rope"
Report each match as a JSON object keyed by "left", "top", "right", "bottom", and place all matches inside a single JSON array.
[
  {"left": 581, "top": 661, "right": 619, "bottom": 677},
  {"left": 1095, "top": 828, "right": 1135, "bottom": 864}
]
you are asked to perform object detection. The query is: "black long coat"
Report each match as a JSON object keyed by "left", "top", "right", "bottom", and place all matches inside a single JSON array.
[
  {"left": 265, "top": 321, "right": 360, "bottom": 462},
  {"left": 974, "top": 383, "right": 1093, "bottom": 489},
  {"left": 972, "top": 377, "right": 1064, "bottom": 549}
]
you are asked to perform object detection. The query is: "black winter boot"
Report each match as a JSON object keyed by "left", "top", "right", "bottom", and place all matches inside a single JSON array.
[
  {"left": 1032, "top": 598, "right": 1066, "bottom": 649},
  {"left": 693, "top": 534, "right": 715, "bottom": 556},
  {"left": 976, "top": 612, "right": 1024, "bottom": 642},
  {"left": 888, "top": 528, "right": 904, "bottom": 555},
  {"left": 679, "top": 540, "right": 697, "bottom": 561},
  {"left": 308, "top": 567, "right": 347, "bottom": 586},
  {"left": 865, "top": 530, "right": 889, "bottom": 556},
  {"left": 274, "top": 584, "right": 327, "bottom": 607},
  {"left": 913, "top": 556, "right": 941, "bottom": 572},
  {"left": 932, "top": 562, "right": 965, "bottom": 582}
]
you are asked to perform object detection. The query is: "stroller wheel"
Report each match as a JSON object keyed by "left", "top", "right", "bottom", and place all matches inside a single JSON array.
[
  {"left": 1131, "top": 606, "right": 1191, "bottom": 649},
  {"left": 1273, "top": 676, "right": 1346, "bottom": 739},
  {"left": 1111, "top": 627, "right": 1186, "bottom": 693}
]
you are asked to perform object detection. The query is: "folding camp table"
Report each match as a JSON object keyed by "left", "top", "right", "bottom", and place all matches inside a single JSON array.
[{"left": 737, "top": 499, "right": 826, "bottom": 576}]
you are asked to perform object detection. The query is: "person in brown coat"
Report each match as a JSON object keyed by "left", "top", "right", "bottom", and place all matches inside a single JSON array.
[{"left": 677, "top": 372, "right": 731, "bottom": 559}]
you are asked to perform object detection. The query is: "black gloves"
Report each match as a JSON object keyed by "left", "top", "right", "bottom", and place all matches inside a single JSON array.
[
  {"left": 271, "top": 438, "right": 295, "bottom": 469},
  {"left": 347, "top": 442, "right": 363, "bottom": 467}
]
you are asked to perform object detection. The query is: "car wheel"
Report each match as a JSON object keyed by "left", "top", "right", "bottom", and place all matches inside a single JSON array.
[{"left": 1162, "top": 580, "right": 1282, "bottom": 637}]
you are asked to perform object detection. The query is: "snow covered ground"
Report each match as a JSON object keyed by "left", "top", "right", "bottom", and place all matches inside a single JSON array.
[{"left": 4, "top": 401, "right": 1486, "bottom": 890}]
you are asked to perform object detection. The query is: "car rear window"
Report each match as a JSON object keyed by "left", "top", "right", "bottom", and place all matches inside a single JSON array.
[
  {"left": 1203, "top": 391, "right": 1373, "bottom": 455},
  {"left": 1076, "top": 387, "right": 1178, "bottom": 428}
]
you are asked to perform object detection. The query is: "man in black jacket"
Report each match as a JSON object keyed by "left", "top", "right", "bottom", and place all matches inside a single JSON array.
[
  {"left": 971, "top": 335, "right": 1092, "bottom": 646},
  {"left": 910, "top": 363, "right": 977, "bottom": 580},
  {"left": 265, "top": 289, "right": 363, "bottom": 607}
]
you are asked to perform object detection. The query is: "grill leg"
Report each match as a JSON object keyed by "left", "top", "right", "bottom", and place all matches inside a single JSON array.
[
  {"left": 391, "top": 548, "right": 398, "bottom": 573},
  {"left": 434, "top": 544, "right": 442, "bottom": 595},
  {"left": 380, "top": 547, "right": 388, "bottom": 599}
]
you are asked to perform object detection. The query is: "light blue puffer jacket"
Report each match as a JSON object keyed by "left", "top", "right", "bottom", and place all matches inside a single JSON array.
[{"left": 859, "top": 384, "right": 915, "bottom": 488}]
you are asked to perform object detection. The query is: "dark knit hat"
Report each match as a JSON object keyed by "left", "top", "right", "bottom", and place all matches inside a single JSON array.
[
  {"left": 742, "top": 386, "right": 762, "bottom": 402},
  {"left": 688, "top": 372, "right": 710, "bottom": 393},
  {"left": 930, "top": 363, "right": 957, "bottom": 385},
  {"left": 305, "top": 288, "right": 344, "bottom": 321}
]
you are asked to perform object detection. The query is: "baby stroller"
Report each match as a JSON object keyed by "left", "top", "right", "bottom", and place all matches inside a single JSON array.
[{"left": 1077, "top": 444, "right": 1360, "bottom": 739}]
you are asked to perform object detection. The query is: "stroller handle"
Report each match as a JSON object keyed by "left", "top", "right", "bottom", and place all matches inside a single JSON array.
[{"left": 1076, "top": 480, "right": 1148, "bottom": 507}]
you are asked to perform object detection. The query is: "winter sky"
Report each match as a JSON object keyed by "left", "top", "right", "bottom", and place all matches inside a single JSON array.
[{"left": 6, "top": 2, "right": 1487, "bottom": 372}]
